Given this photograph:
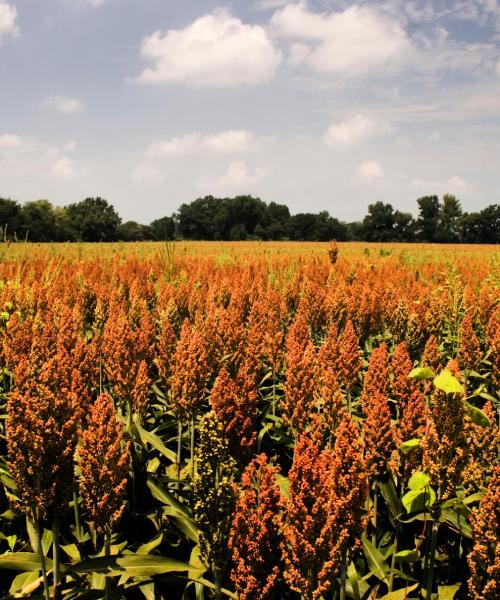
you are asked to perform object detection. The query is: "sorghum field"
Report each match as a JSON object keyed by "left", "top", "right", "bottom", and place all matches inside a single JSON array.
[{"left": 0, "top": 241, "right": 498, "bottom": 600}]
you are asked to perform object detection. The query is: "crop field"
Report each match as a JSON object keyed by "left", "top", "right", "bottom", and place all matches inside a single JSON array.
[{"left": 0, "top": 241, "right": 498, "bottom": 600}]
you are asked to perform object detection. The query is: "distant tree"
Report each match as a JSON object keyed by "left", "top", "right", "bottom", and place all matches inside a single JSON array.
[
  {"left": 437, "top": 194, "right": 462, "bottom": 242},
  {"left": 0, "top": 198, "right": 23, "bottom": 240},
  {"left": 118, "top": 221, "right": 153, "bottom": 241},
  {"left": 21, "top": 200, "right": 57, "bottom": 242},
  {"left": 416, "top": 195, "right": 440, "bottom": 242},
  {"left": 66, "top": 197, "right": 121, "bottom": 242},
  {"left": 477, "top": 204, "right": 500, "bottom": 243},
  {"left": 177, "top": 196, "right": 221, "bottom": 240},
  {"left": 361, "top": 202, "right": 395, "bottom": 241},
  {"left": 150, "top": 216, "right": 175, "bottom": 240},
  {"left": 393, "top": 211, "right": 416, "bottom": 241},
  {"left": 54, "top": 206, "right": 77, "bottom": 241}
]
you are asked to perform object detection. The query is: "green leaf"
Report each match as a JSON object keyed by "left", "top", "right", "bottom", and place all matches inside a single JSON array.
[
  {"left": 408, "top": 471, "right": 430, "bottom": 491},
  {"left": 409, "top": 367, "right": 435, "bottom": 380},
  {"left": 465, "top": 403, "right": 491, "bottom": 427},
  {"left": 380, "top": 478, "right": 402, "bottom": 521},
  {"left": 135, "top": 425, "right": 177, "bottom": 463},
  {"left": 394, "top": 549, "right": 420, "bottom": 563},
  {"left": 0, "top": 552, "right": 52, "bottom": 572},
  {"left": 433, "top": 370, "right": 463, "bottom": 395},
  {"left": 9, "top": 571, "right": 40, "bottom": 596},
  {"left": 137, "top": 534, "right": 163, "bottom": 555},
  {"left": 399, "top": 439, "right": 421, "bottom": 453},
  {"left": 347, "top": 561, "right": 361, "bottom": 600},
  {"left": 402, "top": 488, "right": 436, "bottom": 514},
  {"left": 276, "top": 474, "right": 290, "bottom": 500},
  {"left": 438, "top": 584, "right": 461, "bottom": 599},
  {"left": 188, "top": 544, "right": 206, "bottom": 581},
  {"left": 69, "top": 554, "right": 190, "bottom": 577},
  {"left": 378, "top": 583, "right": 419, "bottom": 600},
  {"left": 439, "top": 508, "right": 472, "bottom": 539},
  {"left": 61, "top": 543, "right": 81, "bottom": 563},
  {"left": 362, "top": 536, "right": 389, "bottom": 582}
]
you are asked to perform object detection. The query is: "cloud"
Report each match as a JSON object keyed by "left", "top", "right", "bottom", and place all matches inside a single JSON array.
[
  {"left": 324, "top": 115, "right": 392, "bottom": 146},
  {"left": 146, "top": 130, "right": 255, "bottom": 158},
  {"left": 0, "top": 133, "right": 87, "bottom": 183},
  {"left": 134, "top": 8, "right": 281, "bottom": 86},
  {"left": 197, "top": 161, "right": 270, "bottom": 195},
  {"left": 270, "top": 2, "right": 413, "bottom": 76},
  {"left": 355, "top": 160, "right": 386, "bottom": 183},
  {"left": 410, "top": 175, "right": 467, "bottom": 192},
  {"left": 253, "top": 0, "right": 289, "bottom": 10},
  {"left": 0, "top": 2, "right": 18, "bottom": 40},
  {"left": 42, "top": 95, "right": 83, "bottom": 114},
  {"left": 131, "top": 161, "right": 165, "bottom": 185}
]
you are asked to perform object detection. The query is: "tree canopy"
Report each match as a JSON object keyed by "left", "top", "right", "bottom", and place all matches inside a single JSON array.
[{"left": 0, "top": 193, "right": 497, "bottom": 244}]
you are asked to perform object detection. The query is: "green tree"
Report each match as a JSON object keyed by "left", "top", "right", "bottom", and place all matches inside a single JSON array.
[
  {"left": 118, "top": 221, "right": 153, "bottom": 241},
  {"left": 66, "top": 197, "right": 121, "bottom": 242},
  {"left": 437, "top": 194, "right": 462, "bottom": 242},
  {"left": 394, "top": 211, "right": 416, "bottom": 241},
  {"left": 150, "top": 216, "right": 175, "bottom": 240},
  {"left": 416, "top": 195, "right": 441, "bottom": 242},
  {"left": 21, "top": 200, "right": 57, "bottom": 242},
  {"left": 362, "top": 201, "right": 395, "bottom": 241},
  {"left": 0, "top": 198, "right": 23, "bottom": 240}
]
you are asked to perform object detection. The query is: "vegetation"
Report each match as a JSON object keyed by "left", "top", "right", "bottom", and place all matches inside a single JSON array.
[
  {"left": 0, "top": 194, "right": 498, "bottom": 243},
  {"left": 0, "top": 241, "right": 498, "bottom": 599}
]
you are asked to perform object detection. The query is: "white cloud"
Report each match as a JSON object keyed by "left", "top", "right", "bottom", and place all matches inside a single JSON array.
[
  {"left": 43, "top": 95, "right": 83, "bottom": 114},
  {"left": 146, "top": 130, "right": 255, "bottom": 158},
  {"left": 324, "top": 115, "right": 391, "bottom": 146},
  {"left": 447, "top": 175, "right": 466, "bottom": 191},
  {"left": 134, "top": 8, "right": 282, "bottom": 86},
  {"left": 197, "top": 161, "right": 270, "bottom": 195},
  {"left": 131, "top": 161, "right": 165, "bottom": 185},
  {"left": 496, "top": 60, "right": 500, "bottom": 75},
  {"left": 270, "top": 2, "right": 413, "bottom": 76},
  {"left": 0, "top": 2, "right": 18, "bottom": 40},
  {"left": 410, "top": 175, "right": 467, "bottom": 192},
  {"left": 0, "top": 133, "right": 87, "bottom": 183},
  {"left": 355, "top": 160, "right": 386, "bottom": 183},
  {"left": 253, "top": 0, "right": 289, "bottom": 10}
]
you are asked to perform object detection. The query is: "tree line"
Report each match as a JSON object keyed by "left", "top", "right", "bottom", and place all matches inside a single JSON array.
[{"left": 0, "top": 194, "right": 498, "bottom": 243}]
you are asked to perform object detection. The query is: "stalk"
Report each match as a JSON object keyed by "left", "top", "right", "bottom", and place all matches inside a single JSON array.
[
  {"left": 372, "top": 482, "right": 378, "bottom": 545},
  {"left": 190, "top": 416, "right": 196, "bottom": 479},
  {"left": 388, "top": 531, "right": 398, "bottom": 593},
  {"left": 339, "top": 555, "right": 347, "bottom": 600},
  {"left": 52, "top": 520, "right": 61, "bottom": 600},
  {"left": 176, "top": 420, "right": 182, "bottom": 494},
  {"left": 33, "top": 509, "right": 50, "bottom": 600},
  {"left": 104, "top": 527, "right": 111, "bottom": 600},
  {"left": 426, "top": 512, "right": 440, "bottom": 600},
  {"left": 214, "top": 569, "right": 222, "bottom": 600},
  {"left": 73, "top": 486, "right": 81, "bottom": 543}
]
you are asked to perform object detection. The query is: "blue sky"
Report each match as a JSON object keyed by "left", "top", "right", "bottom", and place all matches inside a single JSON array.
[{"left": 0, "top": 0, "right": 499, "bottom": 223}]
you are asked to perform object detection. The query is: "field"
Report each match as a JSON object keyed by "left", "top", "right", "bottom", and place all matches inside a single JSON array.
[{"left": 0, "top": 241, "right": 498, "bottom": 600}]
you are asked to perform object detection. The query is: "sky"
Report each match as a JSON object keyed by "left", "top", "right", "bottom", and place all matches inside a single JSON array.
[{"left": 0, "top": 0, "right": 499, "bottom": 223}]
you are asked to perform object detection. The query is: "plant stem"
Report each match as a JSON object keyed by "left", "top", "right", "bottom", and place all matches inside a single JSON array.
[
  {"left": 339, "top": 555, "right": 347, "bottom": 600},
  {"left": 176, "top": 419, "right": 182, "bottom": 493},
  {"left": 34, "top": 511, "right": 50, "bottom": 600},
  {"left": 426, "top": 513, "right": 440, "bottom": 600},
  {"left": 52, "top": 520, "right": 61, "bottom": 600},
  {"left": 105, "top": 528, "right": 111, "bottom": 600},
  {"left": 388, "top": 531, "right": 398, "bottom": 593},
  {"left": 73, "top": 486, "right": 81, "bottom": 543},
  {"left": 372, "top": 482, "right": 378, "bottom": 545},
  {"left": 190, "top": 416, "right": 195, "bottom": 479}
]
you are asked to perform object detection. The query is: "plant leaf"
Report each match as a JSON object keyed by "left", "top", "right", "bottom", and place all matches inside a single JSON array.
[
  {"left": 433, "top": 371, "right": 463, "bottom": 395},
  {"left": 409, "top": 367, "right": 435, "bottom": 380},
  {"left": 69, "top": 554, "right": 190, "bottom": 577}
]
